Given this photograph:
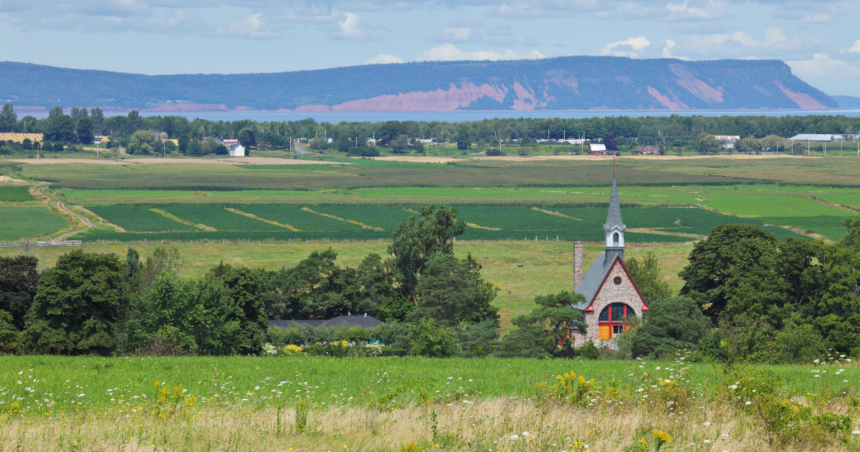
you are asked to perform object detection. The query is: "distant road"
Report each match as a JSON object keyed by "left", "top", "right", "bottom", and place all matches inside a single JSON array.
[{"left": 293, "top": 144, "right": 312, "bottom": 155}]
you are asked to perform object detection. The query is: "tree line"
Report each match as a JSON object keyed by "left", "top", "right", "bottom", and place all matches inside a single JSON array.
[
  {"left": 2, "top": 103, "right": 860, "bottom": 154},
  {"left": 2, "top": 205, "right": 859, "bottom": 361}
]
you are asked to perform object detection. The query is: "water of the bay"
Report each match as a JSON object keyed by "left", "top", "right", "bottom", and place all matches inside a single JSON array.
[{"left": 26, "top": 110, "right": 860, "bottom": 122}]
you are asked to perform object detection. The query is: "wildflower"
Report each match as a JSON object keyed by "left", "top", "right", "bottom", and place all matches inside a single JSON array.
[
  {"left": 703, "top": 422, "right": 711, "bottom": 427},
  {"left": 653, "top": 429, "right": 672, "bottom": 444},
  {"left": 511, "top": 435, "right": 519, "bottom": 441},
  {"left": 728, "top": 385, "right": 737, "bottom": 390},
  {"left": 745, "top": 401, "right": 752, "bottom": 406},
  {"left": 704, "top": 440, "right": 711, "bottom": 443},
  {"left": 852, "top": 431, "right": 860, "bottom": 435}
]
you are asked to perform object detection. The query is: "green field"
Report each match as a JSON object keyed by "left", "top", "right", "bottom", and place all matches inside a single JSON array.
[
  {"left": 78, "top": 205, "right": 807, "bottom": 243},
  {"left": 0, "top": 355, "right": 852, "bottom": 414},
  {"left": 20, "top": 155, "right": 860, "bottom": 191},
  {"left": 0, "top": 206, "right": 69, "bottom": 240},
  {"left": 0, "top": 186, "right": 33, "bottom": 201}
]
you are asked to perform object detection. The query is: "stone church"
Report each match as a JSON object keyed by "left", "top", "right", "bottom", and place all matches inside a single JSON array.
[{"left": 570, "top": 175, "right": 649, "bottom": 346}]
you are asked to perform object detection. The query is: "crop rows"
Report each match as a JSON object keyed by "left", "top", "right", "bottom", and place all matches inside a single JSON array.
[
  {"left": 0, "top": 186, "right": 33, "bottom": 202},
  {"left": 0, "top": 206, "right": 69, "bottom": 241},
  {"left": 80, "top": 205, "right": 804, "bottom": 243},
  {"left": 759, "top": 216, "right": 848, "bottom": 241}
]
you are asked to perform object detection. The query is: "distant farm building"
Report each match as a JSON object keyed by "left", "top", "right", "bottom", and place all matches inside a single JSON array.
[
  {"left": 635, "top": 145, "right": 660, "bottom": 155},
  {"left": 714, "top": 135, "right": 740, "bottom": 149},
  {"left": 589, "top": 143, "right": 617, "bottom": 155},
  {"left": 219, "top": 139, "right": 245, "bottom": 157},
  {"left": 789, "top": 134, "right": 847, "bottom": 142},
  {"left": 269, "top": 314, "right": 384, "bottom": 329}
]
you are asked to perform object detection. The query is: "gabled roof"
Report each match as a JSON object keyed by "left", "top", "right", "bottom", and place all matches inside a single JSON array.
[
  {"left": 573, "top": 250, "right": 620, "bottom": 309},
  {"left": 268, "top": 315, "right": 384, "bottom": 329},
  {"left": 321, "top": 315, "right": 384, "bottom": 328},
  {"left": 589, "top": 144, "right": 607, "bottom": 151},
  {"left": 269, "top": 320, "right": 326, "bottom": 328},
  {"left": 603, "top": 175, "right": 626, "bottom": 232},
  {"left": 573, "top": 252, "right": 649, "bottom": 312}
]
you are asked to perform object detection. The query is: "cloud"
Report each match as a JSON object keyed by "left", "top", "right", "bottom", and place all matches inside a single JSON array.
[
  {"left": 215, "top": 13, "right": 282, "bottom": 38},
  {"left": 662, "top": 40, "right": 676, "bottom": 58},
  {"left": 593, "top": 0, "right": 726, "bottom": 22},
  {"left": 849, "top": 40, "right": 860, "bottom": 53},
  {"left": 365, "top": 54, "right": 403, "bottom": 64},
  {"left": 333, "top": 12, "right": 364, "bottom": 39},
  {"left": 773, "top": 2, "right": 839, "bottom": 24},
  {"left": 421, "top": 44, "right": 545, "bottom": 61},
  {"left": 786, "top": 54, "right": 860, "bottom": 79},
  {"left": 431, "top": 27, "right": 482, "bottom": 43},
  {"left": 672, "top": 28, "right": 822, "bottom": 57},
  {"left": 601, "top": 37, "right": 651, "bottom": 58}
]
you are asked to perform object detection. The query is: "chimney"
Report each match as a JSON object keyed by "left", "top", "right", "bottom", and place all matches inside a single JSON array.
[{"left": 574, "top": 241, "right": 583, "bottom": 290}]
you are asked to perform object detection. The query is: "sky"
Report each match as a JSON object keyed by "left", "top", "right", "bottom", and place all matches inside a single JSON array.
[{"left": 2, "top": 0, "right": 860, "bottom": 96}]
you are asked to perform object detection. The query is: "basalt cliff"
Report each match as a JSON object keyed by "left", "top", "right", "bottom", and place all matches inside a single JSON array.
[{"left": 0, "top": 57, "right": 837, "bottom": 112}]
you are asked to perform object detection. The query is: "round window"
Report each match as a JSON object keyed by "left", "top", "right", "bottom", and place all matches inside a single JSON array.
[{"left": 613, "top": 276, "right": 622, "bottom": 285}]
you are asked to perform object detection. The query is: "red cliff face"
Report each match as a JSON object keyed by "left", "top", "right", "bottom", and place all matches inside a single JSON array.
[{"left": 295, "top": 82, "right": 510, "bottom": 112}]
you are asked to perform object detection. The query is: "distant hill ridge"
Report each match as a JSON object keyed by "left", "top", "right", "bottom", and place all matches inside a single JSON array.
[{"left": 0, "top": 57, "right": 838, "bottom": 112}]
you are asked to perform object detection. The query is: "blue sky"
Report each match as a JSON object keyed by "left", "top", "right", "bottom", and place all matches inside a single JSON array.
[{"left": 2, "top": 0, "right": 860, "bottom": 96}]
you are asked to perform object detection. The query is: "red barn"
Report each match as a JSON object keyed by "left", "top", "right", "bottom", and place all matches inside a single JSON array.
[
  {"left": 589, "top": 143, "right": 617, "bottom": 155},
  {"left": 636, "top": 145, "right": 660, "bottom": 154}
]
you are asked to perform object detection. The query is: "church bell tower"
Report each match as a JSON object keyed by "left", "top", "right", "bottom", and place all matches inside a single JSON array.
[{"left": 603, "top": 174, "right": 626, "bottom": 261}]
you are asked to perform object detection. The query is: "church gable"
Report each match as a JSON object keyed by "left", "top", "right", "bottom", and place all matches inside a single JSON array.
[{"left": 584, "top": 256, "right": 648, "bottom": 313}]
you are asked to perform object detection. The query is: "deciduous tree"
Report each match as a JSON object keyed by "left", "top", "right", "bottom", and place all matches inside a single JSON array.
[
  {"left": 388, "top": 205, "right": 465, "bottom": 306},
  {"left": 21, "top": 251, "right": 125, "bottom": 355}
]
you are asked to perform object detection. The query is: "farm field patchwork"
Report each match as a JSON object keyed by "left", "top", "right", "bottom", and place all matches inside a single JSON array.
[
  {"left": 0, "top": 206, "right": 69, "bottom": 241},
  {"left": 759, "top": 216, "right": 850, "bottom": 241},
  {"left": 76, "top": 206, "right": 807, "bottom": 243},
  {"left": 0, "top": 186, "right": 33, "bottom": 201}
]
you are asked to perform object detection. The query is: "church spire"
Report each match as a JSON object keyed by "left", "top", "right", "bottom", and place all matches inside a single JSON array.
[{"left": 603, "top": 174, "right": 626, "bottom": 233}]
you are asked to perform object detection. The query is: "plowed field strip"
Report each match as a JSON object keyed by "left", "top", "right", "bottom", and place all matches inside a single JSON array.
[
  {"left": 225, "top": 207, "right": 301, "bottom": 231},
  {"left": 531, "top": 207, "right": 578, "bottom": 220},
  {"left": 150, "top": 208, "right": 216, "bottom": 231},
  {"left": 300, "top": 207, "right": 384, "bottom": 231}
]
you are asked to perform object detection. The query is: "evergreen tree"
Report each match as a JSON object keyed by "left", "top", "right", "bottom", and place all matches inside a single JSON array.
[
  {"left": 630, "top": 296, "right": 711, "bottom": 358},
  {"left": 495, "top": 291, "right": 587, "bottom": 358}
]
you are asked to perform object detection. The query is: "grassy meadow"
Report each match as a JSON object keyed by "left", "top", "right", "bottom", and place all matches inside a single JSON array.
[{"left": 1, "top": 355, "right": 858, "bottom": 451}]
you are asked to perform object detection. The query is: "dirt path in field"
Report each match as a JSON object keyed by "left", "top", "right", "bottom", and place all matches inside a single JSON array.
[
  {"left": 0, "top": 175, "right": 27, "bottom": 184},
  {"left": 5, "top": 157, "right": 350, "bottom": 166}
]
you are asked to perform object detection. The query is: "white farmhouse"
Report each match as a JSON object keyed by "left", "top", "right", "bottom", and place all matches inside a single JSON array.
[{"left": 220, "top": 139, "right": 245, "bottom": 157}]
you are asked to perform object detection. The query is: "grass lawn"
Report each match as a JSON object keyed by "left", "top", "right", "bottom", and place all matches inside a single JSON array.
[{"left": 0, "top": 206, "right": 69, "bottom": 241}]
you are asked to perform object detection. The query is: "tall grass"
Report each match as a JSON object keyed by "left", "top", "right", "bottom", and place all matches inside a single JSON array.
[{"left": 1, "top": 355, "right": 857, "bottom": 451}]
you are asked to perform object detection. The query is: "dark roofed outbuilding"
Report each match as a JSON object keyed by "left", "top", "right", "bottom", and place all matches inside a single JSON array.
[{"left": 269, "top": 315, "right": 383, "bottom": 329}]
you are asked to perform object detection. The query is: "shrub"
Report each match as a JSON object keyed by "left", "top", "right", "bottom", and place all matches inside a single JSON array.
[
  {"left": 485, "top": 148, "right": 505, "bottom": 156},
  {"left": 576, "top": 340, "right": 601, "bottom": 360},
  {"left": 631, "top": 296, "right": 711, "bottom": 359},
  {"left": 408, "top": 317, "right": 456, "bottom": 357}
]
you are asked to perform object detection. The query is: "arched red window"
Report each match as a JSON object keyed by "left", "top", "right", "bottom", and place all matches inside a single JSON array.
[{"left": 597, "top": 303, "right": 635, "bottom": 340}]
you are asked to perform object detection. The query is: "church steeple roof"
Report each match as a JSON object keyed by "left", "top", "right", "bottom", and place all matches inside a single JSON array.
[{"left": 603, "top": 174, "right": 626, "bottom": 232}]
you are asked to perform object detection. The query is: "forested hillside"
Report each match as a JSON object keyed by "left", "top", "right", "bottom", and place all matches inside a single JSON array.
[{"left": 0, "top": 57, "right": 837, "bottom": 112}]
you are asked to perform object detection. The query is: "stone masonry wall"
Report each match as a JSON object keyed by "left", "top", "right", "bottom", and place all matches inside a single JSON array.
[{"left": 572, "top": 260, "right": 645, "bottom": 347}]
